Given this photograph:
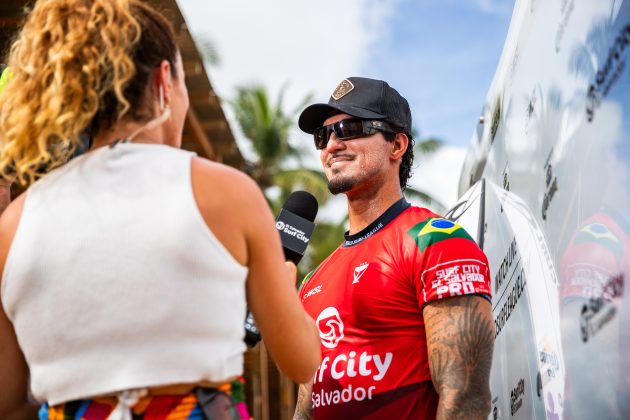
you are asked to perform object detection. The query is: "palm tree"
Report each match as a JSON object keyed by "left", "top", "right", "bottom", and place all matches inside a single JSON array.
[
  {"left": 231, "top": 84, "right": 330, "bottom": 213},
  {"left": 404, "top": 133, "right": 445, "bottom": 213}
]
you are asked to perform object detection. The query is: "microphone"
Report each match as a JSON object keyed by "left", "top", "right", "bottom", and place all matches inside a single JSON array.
[
  {"left": 276, "top": 190, "right": 319, "bottom": 264},
  {"left": 244, "top": 190, "right": 319, "bottom": 347}
]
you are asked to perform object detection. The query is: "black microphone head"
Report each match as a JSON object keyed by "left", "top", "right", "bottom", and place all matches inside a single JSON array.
[{"left": 283, "top": 190, "right": 318, "bottom": 222}]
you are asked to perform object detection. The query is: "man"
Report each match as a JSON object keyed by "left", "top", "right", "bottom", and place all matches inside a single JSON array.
[{"left": 294, "top": 77, "right": 494, "bottom": 419}]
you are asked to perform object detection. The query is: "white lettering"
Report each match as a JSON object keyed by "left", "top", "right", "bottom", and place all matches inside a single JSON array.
[
  {"left": 463, "top": 281, "right": 475, "bottom": 294},
  {"left": 317, "top": 357, "right": 329, "bottom": 383},
  {"left": 341, "top": 387, "right": 352, "bottom": 402},
  {"left": 437, "top": 285, "right": 449, "bottom": 299},
  {"left": 358, "top": 352, "right": 372, "bottom": 376},
  {"left": 347, "top": 351, "right": 357, "bottom": 377},
  {"left": 449, "top": 283, "right": 462, "bottom": 295},
  {"left": 331, "top": 354, "right": 347, "bottom": 380},
  {"left": 312, "top": 384, "right": 380, "bottom": 408},
  {"left": 372, "top": 353, "right": 393, "bottom": 381}
]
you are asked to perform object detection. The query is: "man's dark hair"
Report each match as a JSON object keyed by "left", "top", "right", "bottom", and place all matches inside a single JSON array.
[{"left": 383, "top": 131, "right": 414, "bottom": 191}]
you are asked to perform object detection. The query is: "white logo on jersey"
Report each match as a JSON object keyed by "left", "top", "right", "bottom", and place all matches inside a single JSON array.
[
  {"left": 302, "top": 285, "right": 322, "bottom": 301},
  {"left": 316, "top": 307, "right": 344, "bottom": 348},
  {"left": 352, "top": 262, "right": 370, "bottom": 284}
]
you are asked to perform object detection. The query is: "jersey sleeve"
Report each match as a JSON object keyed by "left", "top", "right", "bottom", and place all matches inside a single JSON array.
[{"left": 406, "top": 217, "right": 491, "bottom": 306}]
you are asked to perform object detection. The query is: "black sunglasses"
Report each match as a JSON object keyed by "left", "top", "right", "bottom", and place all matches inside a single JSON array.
[{"left": 313, "top": 118, "right": 400, "bottom": 150}]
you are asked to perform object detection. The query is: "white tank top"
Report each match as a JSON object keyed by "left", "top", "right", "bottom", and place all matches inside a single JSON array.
[{"left": 1, "top": 143, "right": 248, "bottom": 405}]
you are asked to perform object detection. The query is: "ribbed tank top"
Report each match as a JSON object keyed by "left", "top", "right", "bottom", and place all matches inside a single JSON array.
[{"left": 1, "top": 143, "right": 248, "bottom": 405}]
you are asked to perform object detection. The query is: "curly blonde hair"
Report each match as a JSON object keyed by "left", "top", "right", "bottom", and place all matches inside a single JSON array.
[{"left": 0, "top": 0, "right": 178, "bottom": 185}]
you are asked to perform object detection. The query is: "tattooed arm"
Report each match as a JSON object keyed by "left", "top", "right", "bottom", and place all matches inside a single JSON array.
[
  {"left": 423, "top": 295, "right": 494, "bottom": 420},
  {"left": 293, "top": 381, "right": 313, "bottom": 420}
]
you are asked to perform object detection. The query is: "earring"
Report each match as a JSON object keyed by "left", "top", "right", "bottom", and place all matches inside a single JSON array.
[{"left": 159, "top": 86, "right": 165, "bottom": 111}]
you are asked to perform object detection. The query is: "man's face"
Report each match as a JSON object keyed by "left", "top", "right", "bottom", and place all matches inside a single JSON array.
[{"left": 319, "top": 113, "right": 392, "bottom": 195}]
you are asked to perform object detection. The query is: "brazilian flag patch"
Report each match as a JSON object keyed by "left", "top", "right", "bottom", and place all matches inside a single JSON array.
[
  {"left": 574, "top": 222, "right": 622, "bottom": 257},
  {"left": 407, "top": 218, "right": 474, "bottom": 252}
]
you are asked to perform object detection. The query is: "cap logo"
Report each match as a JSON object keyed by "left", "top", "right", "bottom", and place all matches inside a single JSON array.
[{"left": 331, "top": 79, "right": 354, "bottom": 100}]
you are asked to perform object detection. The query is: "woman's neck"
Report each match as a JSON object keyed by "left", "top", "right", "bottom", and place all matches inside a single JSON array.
[{"left": 90, "top": 120, "right": 166, "bottom": 150}]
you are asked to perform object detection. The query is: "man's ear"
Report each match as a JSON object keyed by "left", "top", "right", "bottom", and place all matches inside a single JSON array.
[{"left": 390, "top": 132, "right": 409, "bottom": 160}]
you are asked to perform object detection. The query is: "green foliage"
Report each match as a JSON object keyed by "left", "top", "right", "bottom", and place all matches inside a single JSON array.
[{"left": 231, "top": 85, "right": 320, "bottom": 195}]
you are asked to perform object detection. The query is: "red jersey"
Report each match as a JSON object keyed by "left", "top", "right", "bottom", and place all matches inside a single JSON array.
[{"left": 299, "top": 199, "right": 491, "bottom": 419}]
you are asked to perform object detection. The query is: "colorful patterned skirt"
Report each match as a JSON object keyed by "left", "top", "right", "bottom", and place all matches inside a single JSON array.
[{"left": 38, "top": 380, "right": 250, "bottom": 420}]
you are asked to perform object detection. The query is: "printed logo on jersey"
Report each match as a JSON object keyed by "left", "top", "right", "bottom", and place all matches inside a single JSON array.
[
  {"left": 302, "top": 284, "right": 323, "bottom": 301},
  {"left": 421, "top": 258, "right": 490, "bottom": 300},
  {"left": 316, "top": 307, "right": 345, "bottom": 348},
  {"left": 352, "top": 262, "right": 370, "bottom": 284},
  {"left": 311, "top": 350, "right": 394, "bottom": 409},
  {"left": 407, "top": 218, "right": 474, "bottom": 252}
]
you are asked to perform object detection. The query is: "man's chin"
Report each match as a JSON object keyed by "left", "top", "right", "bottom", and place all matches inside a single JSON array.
[{"left": 328, "top": 178, "right": 355, "bottom": 195}]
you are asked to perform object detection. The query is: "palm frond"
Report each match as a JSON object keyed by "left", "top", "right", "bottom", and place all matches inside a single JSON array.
[
  {"left": 415, "top": 138, "right": 442, "bottom": 155},
  {"left": 273, "top": 169, "right": 330, "bottom": 207}
]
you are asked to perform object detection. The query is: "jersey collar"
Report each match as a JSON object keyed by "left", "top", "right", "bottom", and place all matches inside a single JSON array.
[{"left": 343, "top": 198, "right": 411, "bottom": 247}]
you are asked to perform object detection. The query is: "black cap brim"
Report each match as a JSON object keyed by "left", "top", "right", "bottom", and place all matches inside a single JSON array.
[{"left": 298, "top": 103, "right": 387, "bottom": 134}]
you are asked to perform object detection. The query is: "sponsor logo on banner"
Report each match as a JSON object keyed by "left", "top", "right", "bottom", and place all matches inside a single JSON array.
[
  {"left": 586, "top": 23, "right": 630, "bottom": 122},
  {"left": 541, "top": 148, "right": 558, "bottom": 221},
  {"left": 316, "top": 307, "right": 345, "bottom": 348},
  {"left": 510, "top": 378, "right": 525, "bottom": 416},
  {"left": 494, "top": 268, "right": 527, "bottom": 338},
  {"left": 495, "top": 237, "right": 518, "bottom": 293},
  {"left": 352, "top": 262, "right": 369, "bottom": 284},
  {"left": 492, "top": 396, "right": 500, "bottom": 420},
  {"left": 407, "top": 218, "right": 475, "bottom": 252},
  {"left": 580, "top": 273, "right": 624, "bottom": 342}
]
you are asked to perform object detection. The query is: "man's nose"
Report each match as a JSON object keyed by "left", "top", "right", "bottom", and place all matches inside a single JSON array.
[{"left": 325, "top": 133, "right": 345, "bottom": 152}]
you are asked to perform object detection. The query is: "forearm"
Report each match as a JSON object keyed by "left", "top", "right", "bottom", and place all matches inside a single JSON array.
[
  {"left": 425, "top": 296, "right": 494, "bottom": 420},
  {"left": 436, "top": 387, "right": 491, "bottom": 420},
  {"left": 293, "top": 381, "right": 313, "bottom": 420}
]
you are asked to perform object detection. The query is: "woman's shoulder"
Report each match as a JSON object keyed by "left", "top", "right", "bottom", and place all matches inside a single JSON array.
[{"left": 191, "top": 157, "right": 262, "bottom": 198}]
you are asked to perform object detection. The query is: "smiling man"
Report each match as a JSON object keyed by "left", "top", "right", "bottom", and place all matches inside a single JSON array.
[{"left": 294, "top": 77, "right": 494, "bottom": 420}]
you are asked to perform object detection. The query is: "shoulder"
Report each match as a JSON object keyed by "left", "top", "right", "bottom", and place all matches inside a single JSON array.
[
  {"left": 190, "top": 157, "right": 272, "bottom": 236},
  {"left": 191, "top": 157, "right": 265, "bottom": 204},
  {"left": 0, "top": 193, "right": 26, "bottom": 279},
  {"left": 401, "top": 207, "right": 477, "bottom": 251}
]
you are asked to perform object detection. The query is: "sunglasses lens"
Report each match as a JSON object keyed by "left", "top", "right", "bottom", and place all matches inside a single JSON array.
[
  {"left": 313, "top": 119, "right": 369, "bottom": 149},
  {"left": 334, "top": 119, "right": 365, "bottom": 140},
  {"left": 314, "top": 126, "right": 329, "bottom": 149}
]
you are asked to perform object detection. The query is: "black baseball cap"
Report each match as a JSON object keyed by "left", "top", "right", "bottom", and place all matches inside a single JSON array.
[{"left": 298, "top": 77, "right": 412, "bottom": 137}]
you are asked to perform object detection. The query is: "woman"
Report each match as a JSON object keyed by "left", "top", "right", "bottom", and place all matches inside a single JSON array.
[{"left": 0, "top": 0, "right": 320, "bottom": 419}]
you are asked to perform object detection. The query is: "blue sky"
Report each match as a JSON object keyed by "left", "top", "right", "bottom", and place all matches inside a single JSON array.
[
  {"left": 363, "top": 0, "right": 513, "bottom": 146},
  {"left": 181, "top": 0, "right": 514, "bottom": 207}
]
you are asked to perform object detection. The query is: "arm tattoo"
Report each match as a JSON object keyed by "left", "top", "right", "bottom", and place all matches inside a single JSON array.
[
  {"left": 293, "top": 382, "right": 313, "bottom": 420},
  {"left": 424, "top": 296, "right": 494, "bottom": 420}
]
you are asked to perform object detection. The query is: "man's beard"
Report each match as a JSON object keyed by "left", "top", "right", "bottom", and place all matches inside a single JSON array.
[{"left": 328, "top": 177, "right": 356, "bottom": 195}]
